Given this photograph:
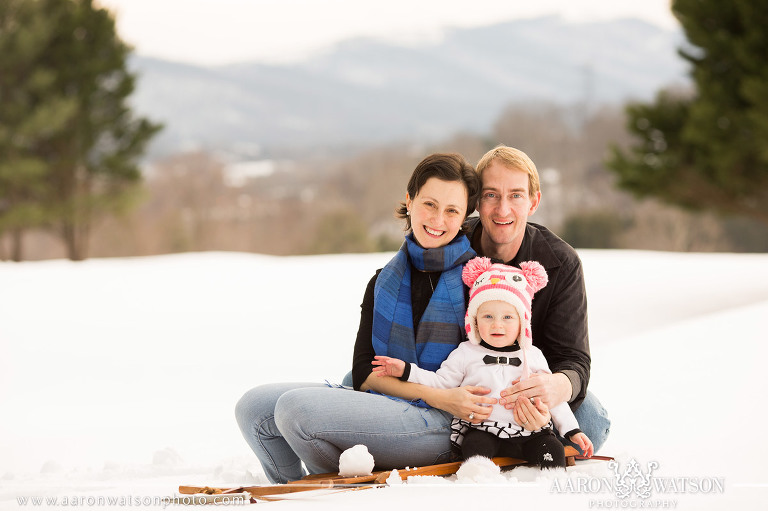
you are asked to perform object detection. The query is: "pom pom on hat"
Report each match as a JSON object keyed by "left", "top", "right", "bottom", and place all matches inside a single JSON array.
[
  {"left": 519, "top": 261, "right": 548, "bottom": 293},
  {"left": 462, "top": 257, "right": 493, "bottom": 287}
]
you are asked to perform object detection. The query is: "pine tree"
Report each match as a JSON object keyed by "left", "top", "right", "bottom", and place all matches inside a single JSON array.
[
  {"left": 607, "top": 0, "right": 768, "bottom": 225},
  {"left": 0, "top": 0, "right": 161, "bottom": 261},
  {"left": 41, "top": 0, "right": 162, "bottom": 260},
  {"left": 0, "top": 0, "right": 77, "bottom": 260}
]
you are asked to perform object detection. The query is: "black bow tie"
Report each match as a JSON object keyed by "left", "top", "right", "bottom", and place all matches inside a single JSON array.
[{"left": 483, "top": 355, "right": 521, "bottom": 366}]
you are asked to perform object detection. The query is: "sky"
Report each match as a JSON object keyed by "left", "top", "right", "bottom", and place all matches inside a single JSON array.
[
  {"left": 2, "top": 249, "right": 768, "bottom": 509},
  {"left": 95, "top": 0, "right": 679, "bottom": 66}
]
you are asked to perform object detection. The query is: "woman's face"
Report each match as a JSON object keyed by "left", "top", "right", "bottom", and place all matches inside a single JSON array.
[{"left": 406, "top": 177, "right": 468, "bottom": 249}]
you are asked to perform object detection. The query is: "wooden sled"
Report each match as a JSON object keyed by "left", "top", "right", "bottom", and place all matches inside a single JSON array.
[{"left": 178, "top": 446, "right": 605, "bottom": 502}]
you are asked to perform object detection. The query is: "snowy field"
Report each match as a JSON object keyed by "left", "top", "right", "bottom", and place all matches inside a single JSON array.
[{"left": 2, "top": 249, "right": 768, "bottom": 510}]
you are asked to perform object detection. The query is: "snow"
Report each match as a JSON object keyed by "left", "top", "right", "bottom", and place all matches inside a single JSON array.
[
  {"left": 2, "top": 249, "right": 768, "bottom": 509},
  {"left": 454, "top": 456, "right": 506, "bottom": 484},
  {"left": 384, "top": 469, "right": 402, "bottom": 485},
  {"left": 337, "top": 445, "right": 374, "bottom": 477}
]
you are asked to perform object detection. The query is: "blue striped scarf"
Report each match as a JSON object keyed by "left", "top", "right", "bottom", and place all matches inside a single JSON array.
[{"left": 372, "top": 233, "right": 476, "bottom": 372}]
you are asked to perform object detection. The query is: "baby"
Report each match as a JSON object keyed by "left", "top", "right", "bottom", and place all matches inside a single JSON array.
[{"left": 373, "top": 257, "right": 592, "bottom": 468}]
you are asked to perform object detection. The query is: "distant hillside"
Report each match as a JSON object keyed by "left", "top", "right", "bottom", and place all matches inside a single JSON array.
[{"left": 129, "top": 16, "right": 687, "bottom": 158}]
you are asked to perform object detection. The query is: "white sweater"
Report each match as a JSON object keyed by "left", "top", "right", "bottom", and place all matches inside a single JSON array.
[{"left": 408, "top": 341, "right": 579, "bottom": 436}]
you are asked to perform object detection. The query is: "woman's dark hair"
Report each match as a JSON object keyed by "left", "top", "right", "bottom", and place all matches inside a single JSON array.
[{"left": 396, "top": 153, "right": 481, "bottom": 232}]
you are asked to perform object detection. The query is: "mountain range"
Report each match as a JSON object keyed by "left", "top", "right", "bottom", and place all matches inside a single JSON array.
[{"left": 129, "top": 16, "right": 688, "bottom": 158}]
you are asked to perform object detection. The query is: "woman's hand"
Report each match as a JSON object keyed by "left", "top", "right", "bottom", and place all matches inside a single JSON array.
[
  {"left": 512, "top": 396, "right": 551, "bottom": 431},
  {"left": 360, "top": 376, "right": 496, "bottom": 424},
  {"left": 425, "top": 386, "right": 497, "bottom": 424},
  {"left": 371, "top": 356, "right": 405, "bottom": 378}
]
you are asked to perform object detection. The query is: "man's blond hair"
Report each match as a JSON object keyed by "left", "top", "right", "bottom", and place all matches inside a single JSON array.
[{"left": 476, "top": 145, "right": 541, "bottom": 198}]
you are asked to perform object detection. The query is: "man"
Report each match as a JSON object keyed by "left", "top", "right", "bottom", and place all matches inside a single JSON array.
[{"left": 466, "top": 145, "right": 610, "bottom": 452}]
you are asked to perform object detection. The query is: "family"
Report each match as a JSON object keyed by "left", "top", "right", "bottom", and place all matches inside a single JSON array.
[{"left": 235, "top": 146, "right": 610, "bottom": 483}]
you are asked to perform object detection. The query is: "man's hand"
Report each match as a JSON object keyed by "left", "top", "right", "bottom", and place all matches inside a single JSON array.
[
  {"left": 499, "top": 372, "right": 571, "bottom": 409},
  {"left": 372, "top": 356, "right": 406, "bottom": 378}
]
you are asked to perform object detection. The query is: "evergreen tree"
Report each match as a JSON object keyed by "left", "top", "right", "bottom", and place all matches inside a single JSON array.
[
  {"left": 42, "top": 0, "right": 162, "bottom": 260},
  {"left": 0, "top": 0, "right": 76, "bottom": 260},
  {"left": 607, "top": 0, "right": 768, "bottom": 225},
  {"left": 0, "top": 0, "right": 161, "bottom": 261}
]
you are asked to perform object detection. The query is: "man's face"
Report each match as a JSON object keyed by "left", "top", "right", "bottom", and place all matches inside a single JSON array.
[{"left": 477, "top": 161, "right": 540, "bottom": 258}]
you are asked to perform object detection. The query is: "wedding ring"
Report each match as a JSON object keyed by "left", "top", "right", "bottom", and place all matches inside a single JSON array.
[
  {"left": 468, "top": 412, "right": 475, "bottom": 420},
  {"left": 522, "top": 420, "right": 529, "bottom": 425}
]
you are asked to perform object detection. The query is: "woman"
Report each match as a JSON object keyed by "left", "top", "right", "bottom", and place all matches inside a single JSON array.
[{"left": 235, "top": 153, "right": 549, "bottom": 484}]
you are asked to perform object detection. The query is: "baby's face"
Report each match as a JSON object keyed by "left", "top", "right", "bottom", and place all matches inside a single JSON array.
[{"left": 476, "top": 300, "right": 521, "bottom": 349}]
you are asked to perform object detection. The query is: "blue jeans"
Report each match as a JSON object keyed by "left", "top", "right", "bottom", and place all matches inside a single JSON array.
[
  {"left": 569, "top": 391, "right": 611, "bottom": 454},
  {"left": 235, "top": 382, "right": 454, "bottom": 484},
  {"left": 235, "top": 376, "right": 610, "bottom": 484}
]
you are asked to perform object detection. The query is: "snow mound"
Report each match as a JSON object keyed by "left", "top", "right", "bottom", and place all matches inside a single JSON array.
[
  {"left": 338, "top": 444, "right": 375, "bottom": 477},
  {"left": 455, "top": 456, "right": 507, "bottom": 484},
  {"left": 385, "top": 469, "right": 403, "bottom": 485}
]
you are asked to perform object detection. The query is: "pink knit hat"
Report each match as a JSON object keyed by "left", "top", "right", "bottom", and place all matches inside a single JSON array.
[{"left": 462, "top": 257, "right": 548, "bottom": 379}]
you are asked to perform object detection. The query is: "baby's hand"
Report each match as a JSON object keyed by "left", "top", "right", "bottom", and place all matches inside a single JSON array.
[
  {"left": 568, "top": 432, "right": 594, "bottom": 458},
  {"left": 372, "top": 356, "right": 406, "bottom": 378}
]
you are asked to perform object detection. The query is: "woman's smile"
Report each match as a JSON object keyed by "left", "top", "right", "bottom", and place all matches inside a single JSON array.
[{"left": 423, "top": 226, "right": 445, "bottom": 238}]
